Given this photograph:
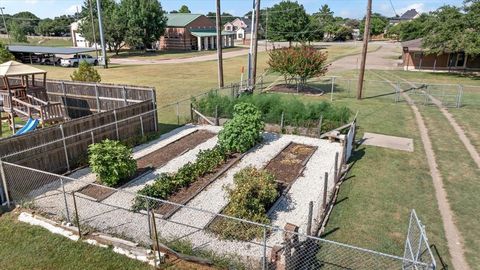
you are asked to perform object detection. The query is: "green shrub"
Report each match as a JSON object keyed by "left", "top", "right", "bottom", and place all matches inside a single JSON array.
[
  {"left": 70, "top": 61, "right": 101, "bottom": 82},
  {"left": 210, "top": 167, "right": 278, "bottom": 241},
  {"left": 194, "top": 92, "right": 351, "bottom": 132},
  {"left": 133, "top": 146, "right": 227, "bottom": 210},
  {"left": 218, "top": 103, "right": 264, "bottom": 153},
  {"left": 88, "top": 139, "right": 137, "bottom": 187}
]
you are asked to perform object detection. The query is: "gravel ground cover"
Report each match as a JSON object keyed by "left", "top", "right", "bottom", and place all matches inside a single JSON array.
[{"left": 28, "top": 125, "right": 343, "bottom": 264}]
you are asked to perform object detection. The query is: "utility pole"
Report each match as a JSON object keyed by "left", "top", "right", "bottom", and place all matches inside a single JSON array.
[
  {"left": 265, "top": 7, "right": 268, "bottom": 51},
  {"left": 216, "top": 0, "right": 224, "bottom": 88},
  {"left": 89, "top": 0, "right": 99, "bottom": 59},
  {"left": 96, "top": 0, "right": 108, "bottom": 68},
  {"left": 247, "top": 0, "right": 256, "bottom": 90},
  {"left": 356, "top": 0, "right": 372, "bottom": 100},
  {"left": 252, "top": 0, "right": 261, "bottom": 87},
  {"left": 0, "top": 7, "right": 10, "bottom": 44}
]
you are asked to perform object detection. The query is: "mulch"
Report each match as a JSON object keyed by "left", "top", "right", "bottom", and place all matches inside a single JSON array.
[
  {"left": 77, "top": 130, "right": 216, "bottom": 202},
  {"left": 269, "top": 84, "right": 325, "bottom": 96},
  {"left": 155, "top": 153, "right": 243, "bottom": 218}
]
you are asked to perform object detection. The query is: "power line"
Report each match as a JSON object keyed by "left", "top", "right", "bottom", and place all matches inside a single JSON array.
[{"left": 389, "top": 0, "right": 399, "bottom": 17}]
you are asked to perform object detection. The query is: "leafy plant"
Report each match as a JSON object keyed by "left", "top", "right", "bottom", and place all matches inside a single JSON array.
[
  {"left": 133, "top": 146, "right": 227, "bottom": 210},
  {"left": 218, "top": 103, "right": 264, "bottom": 153},
  {"left": 88, "top": 139, "right": 137, "bottom": 187},
  {"left": 0, "top": 42, "right": 15, "bottom": 63},
  {"left": 70, "top": 61, "right": 101, "bottom": 82},
  {"left": 210, "top": 167, "right": 278, "bottom": 240}
]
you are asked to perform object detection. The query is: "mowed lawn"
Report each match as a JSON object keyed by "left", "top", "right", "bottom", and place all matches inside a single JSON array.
[
  {"left": 375, "top": 70, "right": 480, "bottom": 268},
  {"left": 0, "top": 212, "right": 150, "bottom": 270}
]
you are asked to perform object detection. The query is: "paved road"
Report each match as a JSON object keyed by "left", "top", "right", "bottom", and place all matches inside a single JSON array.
[{"left": 329, "top": 42, "right": 402, "bottom": 71}]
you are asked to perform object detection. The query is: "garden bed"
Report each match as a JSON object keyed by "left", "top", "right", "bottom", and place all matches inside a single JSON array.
[
  {"left": 77, "top": 167, "right": 152, "bottom": 201},
  {"left": 207, "top": 142, "right": 317, "bottom": 240},
  {"left": 268, "top": 84, "right": 325, "bottom": 96},
  {"left": 136, "top": 130, "right": 215, "bottom": 169},
  {"left": 156, "top": 153, "right": 244, "bottom": 218}
]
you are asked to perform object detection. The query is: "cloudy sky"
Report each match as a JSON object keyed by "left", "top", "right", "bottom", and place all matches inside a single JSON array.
[{"left": 3, "top": 0, "right": 465, "bottom": 19}]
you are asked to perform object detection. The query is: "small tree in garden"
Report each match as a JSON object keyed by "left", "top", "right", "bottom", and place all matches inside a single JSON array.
[
  {"left": 88, "top": 139, "right": 137, "bottom": 187},
  {"left": 268, "top": 46, "right": 329, "bottom": 88},
  {"left": 70, "top": 61, "right": 101, "bottom": 82},
  {"left": 0, "top": 42, "right": 15, "bottom": 63},
  {"left": 218, "top": 103, "right": 264, "bottom": 153}
]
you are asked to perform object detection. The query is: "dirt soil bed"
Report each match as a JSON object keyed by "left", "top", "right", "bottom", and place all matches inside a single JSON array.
[
  {"left": 265, "top": 143, "right": 317, "bottom": 191},
  {"left": 156, "top": 153, "right": 243, "bottom": 218},
  {"left": 269, "top": 84, "right": 325, "bottom": 96},
  {"left": 137, "top": 130, "right": 216, "bottom": 169},
  {"left": 78, "top": 168, "right": 152, "bottom": 201}
]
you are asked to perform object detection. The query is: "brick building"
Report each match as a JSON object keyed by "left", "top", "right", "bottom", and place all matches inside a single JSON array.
[
  {"left": 159, "top": 14, "right": 236, "bottom": 51},
  {"left": 402, "top": 38, "right": 480, "bottom": 72}
]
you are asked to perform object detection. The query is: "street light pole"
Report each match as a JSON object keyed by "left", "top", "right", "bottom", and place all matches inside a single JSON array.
[
  {"left": 95, "top": 0, "right": 108, "bottom": 68},
  {"left": 0, "top": 7, "right": 11, "bottom": 44}
]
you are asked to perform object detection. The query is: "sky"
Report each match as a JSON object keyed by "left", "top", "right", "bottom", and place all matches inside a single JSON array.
[{"left": 2, "top": 0, "right": 466, "bottom": 19}]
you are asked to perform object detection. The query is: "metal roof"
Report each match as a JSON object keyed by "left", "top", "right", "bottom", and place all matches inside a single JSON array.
[
  {"left": 166, "top": 13, "right": 203, "bottom": 27},
  {"left": 7, "top": 45, "right": 99, "bottom": 55},
  {"left": 190, "top": 30, "right": 236, "bottom": 37}
]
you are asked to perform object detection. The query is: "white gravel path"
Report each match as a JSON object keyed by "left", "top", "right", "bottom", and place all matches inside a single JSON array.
[{"left": 29, "top": 125, "right": 343, "bottom": 263}]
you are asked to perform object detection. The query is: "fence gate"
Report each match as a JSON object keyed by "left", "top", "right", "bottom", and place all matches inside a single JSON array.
[{"left": 403, "top": 210, "right": 437, "bottom": 270}]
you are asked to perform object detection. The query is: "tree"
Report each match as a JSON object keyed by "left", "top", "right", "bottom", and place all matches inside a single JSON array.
[
  {"left": 268, "top": 1, "right": 309, "bottom": 46},
  {"left": 422, "top": 6, "right": 465, "bottom": 55},
  {"left": 360, "top": 13, "right": 388, "bottom": 36},
  {"left": 206, "top": 12, "right": 233, "bottom": 25},
  {"left": 386, "top": 13, "right": 432, "bottom": 41},
  {"left": 0, "top": 42, "right": 15, "bottom": 63},
  {"left": 463, "top": 0, "right": 480, "bottom": 55},
  {"left": 12, "top": 11, "right": 39, "bottom": 35},
  {"left": 70, "top": 61, "right": 101, "bottom": 82},
  {"left": 9, "top": 22, "right": 28, "bottom": 43},
  {"left": 268, "top": 46, "right": 329, "bottom": 87},
  {"left": 120, "top": 0, "right": 167, "bottom": 50},
  {"left": 178, "top": 5, "right": 191, "bottom": 13},
  {"left": 78, "top": 0, "right": 127, "bottom": 55}
]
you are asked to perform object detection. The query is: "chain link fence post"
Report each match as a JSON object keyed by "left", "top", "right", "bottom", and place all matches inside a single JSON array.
[
  {"left": 262, "top": 226, "right": 267, "bottom": 270},
  {"left": 60, "top": 178, "right": 71, "bottom": 223}
]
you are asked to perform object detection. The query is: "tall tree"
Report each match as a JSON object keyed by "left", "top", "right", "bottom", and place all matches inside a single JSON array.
[
  {"left": 463, "top": 0, "right": 480, "bottom": 54},
  {"left": 0, "top": 42, "right": 15, "bottom": 63},
  {"left": 178, "top": 5, "right": 191, "bottom": 13},
  {"left": 422, "top": 6, "right": 465, "bottom": 54},
  {"left": 78, "top": 0, "right": 127, "bottom": 54},
  {"left": 268, "top": 1, "right": 309, "bottom": 46},
  {"left": 121, "top": 0, "right": 167, "bottom": 49},
  {"left": 9, "top": 21, "right": 27, "bottom": 43},
  {"left": 360, "top": 13, "right": 388, "bottom": 36},
  {"left": 11, "top": 11, "right": 39, "bottom": 35}
]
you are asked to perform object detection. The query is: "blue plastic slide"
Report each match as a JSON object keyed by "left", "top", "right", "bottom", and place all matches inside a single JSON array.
[{"left": 15, "top": 118, "right": 40, "bottom": 135}]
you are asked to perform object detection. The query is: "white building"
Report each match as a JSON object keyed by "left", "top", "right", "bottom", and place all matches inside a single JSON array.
[
  {"left": 224, "top": 18, "right": 263, "bottom": 42},
  {"left": 70, "top": 21, "right": 94, "bottom": 48}
]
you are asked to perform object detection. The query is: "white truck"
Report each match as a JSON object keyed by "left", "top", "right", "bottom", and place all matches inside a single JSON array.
[{"left": 60, "top": 54, "right": 98, "bottom": 67}]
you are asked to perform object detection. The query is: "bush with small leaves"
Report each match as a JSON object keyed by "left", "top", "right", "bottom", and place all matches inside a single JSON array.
[
  {"left": 70, "top": 61, "right": 101, "bottom": 82},
  {"left": 88, "top": 139, "right": 136, "bottom": 187},
  {"left": 218, "top": 103, "right": 264, "bottom": 153}
]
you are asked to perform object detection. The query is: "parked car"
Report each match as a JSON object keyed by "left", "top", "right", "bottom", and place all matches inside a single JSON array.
[
  {"left": 40, "top": 55, "right": 62, "bottom": 66},
  {"left": 60, "top": 54, "right": 98, "bottom": 67}
]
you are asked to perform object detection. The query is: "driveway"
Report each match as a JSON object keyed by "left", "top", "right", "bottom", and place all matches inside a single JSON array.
[{"left": 329, "top": 42, "right": 403, "bottom": 71}]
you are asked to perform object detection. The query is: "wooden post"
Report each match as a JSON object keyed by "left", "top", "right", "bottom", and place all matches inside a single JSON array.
[
  {"left": 215, "top": 0, "right": 224, "bottom": 88},
  {"left": 150, "top": 209, "right": 163, "bottom": 267},
  {"left": 334, "top": 152, "right": 339, "bottom": 184},
  {"left": 113, "top": 109, "right": 119, "bottom": 140},
  {"left": 323, "top": 172, "right": 328, "bottom": 210},
  {"left": 151, "top": 89, "right": 158, "bottom": 132},
  {"left": 94, "top": 84, "right": 101, "bottom": 112},
  {"left": 72, "top": 192, "right": 82, "bottom": 239},
  {"left": 122, "top": 86, "right": 128, "bottom": 106},
  {"left": 280, "top": 111, "right": 285, "bottom": 131},
  {"left": 90, "top": 131, "right": 95, "bottom": 145},
  {"left": 214, "top": 105, "right": 219, "bottom": 126},
  {"left": 356, "top": 0, "right": 372, "bottom": 100},
  {"left": 60, "top": 125, "right": 71, "bottom": 172},
  {"left": 307, "top": 201, "right": 313, "bottom": 236},
  {"left": 190, "top": 103, "right": 194, "bottom": 123},
  {"left": 61, "top": 81, "right": 68, "bottom": 117},
  {"left": 318, "top": 115, "right": 323, "bottom": 138},
  {"left": 176, "top": 102, "right": 180, "bottom": 125},
  {"left": 140, "top": 116, "right": 144, "bottom": 137}
]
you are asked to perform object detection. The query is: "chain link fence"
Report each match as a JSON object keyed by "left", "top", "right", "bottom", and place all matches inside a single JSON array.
[{"left": 1, "top": 159, "right": 435, "bottom": 269}]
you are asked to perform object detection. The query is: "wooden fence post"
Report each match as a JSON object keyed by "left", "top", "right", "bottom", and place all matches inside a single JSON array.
[
  {"left": 190, "top": 103, "right": 194, "bottom": 123},
  {"left": 151, "top": 89, "right": 158, "bottom": 132},
  {"left": 113, "top": 110, "right": 119, "bottom": 140},
  {"left": 140, "top": 116, "right": 144, "bottom": 137},
  {"left": 95, "top": 84, "right": 101, "bottom": 112},
  {"left": 90, "top": 131, "right": 95, "bottom": 145},
  {"left": 323, "top": 172, "right": 328, "bottom": 210},
  {"left": 59, "top": 125, "right": 70, "bottom": 172},
  {"left": 318, "top": 115, "right": 323, "bottom": 138},
  {"left": 61, "top": 81, "right": 68, "bottom": 117},
  {"left": 176, "top": 102, "right": 180, "bottom": 125},
  {"left": 334, "top": 152, "right": 339, "bottom": 184},
  {"left": 215, "top": 105, "right": 219, "bottom": 126},
  {"left": 122, "top": 86, "right": 128, "bottom": 106}
]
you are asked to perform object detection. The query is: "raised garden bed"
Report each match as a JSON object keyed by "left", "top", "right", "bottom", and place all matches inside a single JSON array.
[
  {"left": 137, "top": 130, "right": 215, "bottom": 169},
  {"left": 268, "top": 84, "right": 325, "bottom": 96},
  {"left": 208, "top": 142, "right": 317, "bottom": 240},
  {"left": 156, "top": 153, "right": 244, "bottom": 218},
  {"left": 77, "top": 167, "right": 152, "bottom": 201}
]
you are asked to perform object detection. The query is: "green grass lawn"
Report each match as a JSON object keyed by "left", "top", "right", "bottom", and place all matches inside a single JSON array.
[
  {"left": 0, "top": 211, "right": 150, "bottom": 270},
  {"left": 109, "top": 47, "right": 245, "bottom": 60},
  {"left": 1, "top": 37, "right": 73, "bottom": 47}
]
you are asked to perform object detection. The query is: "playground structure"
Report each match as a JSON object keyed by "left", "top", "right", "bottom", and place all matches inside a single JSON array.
[{"left": 0, "top": 61, "right": 65, "bottom": 135}]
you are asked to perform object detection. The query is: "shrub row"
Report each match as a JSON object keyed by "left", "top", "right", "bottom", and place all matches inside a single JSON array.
[
  {"left": 133, "top": 146, "right": 227, "bottom": 210},
  {"left": 210, "top": 167, "right": 278, "bottom": 241},
  {"left": 193, "top": 92, "right": 351, "bottom": 131}
]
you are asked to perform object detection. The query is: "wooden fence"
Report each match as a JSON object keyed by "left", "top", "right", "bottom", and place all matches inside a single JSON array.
[{"left": 0, "top": 101, "right": 157, "bottom": 174}]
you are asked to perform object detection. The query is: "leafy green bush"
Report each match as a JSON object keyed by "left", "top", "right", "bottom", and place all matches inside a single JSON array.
[
  {"left": 218, "top": 103, "right": 264, "bottom": 153},
  {"left": 210, "top": 167, "right": 278, "bottom": 240},
  {"left": 88, "top": 139, "right": 137, "bottom": 187},
  {"left": 70, "top": 61, "right": 101, "bottom": 82},
  {"left": 133, "top": 146, "right": 227, "bottom": 210},
  {"left": 194, "top": 92, "right": 351, "bottom": 132}
]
